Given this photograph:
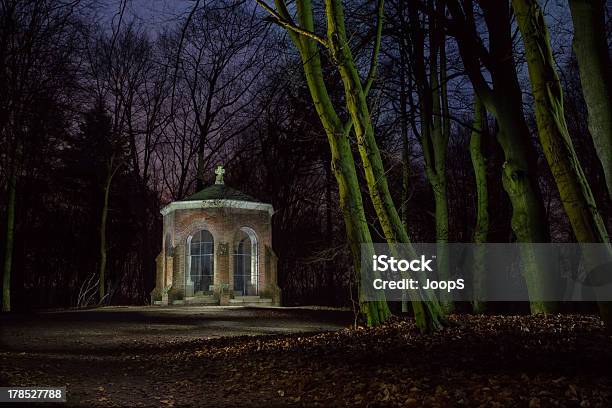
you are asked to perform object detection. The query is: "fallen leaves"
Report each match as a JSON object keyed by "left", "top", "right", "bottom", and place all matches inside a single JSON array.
[{"left": 2, "top": 314, "right": 612, "bottom": 407}]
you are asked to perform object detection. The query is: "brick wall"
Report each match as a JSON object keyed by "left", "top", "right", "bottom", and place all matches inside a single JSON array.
[{"left": 151, "top": 205, "right": 278, "bottom": 303}]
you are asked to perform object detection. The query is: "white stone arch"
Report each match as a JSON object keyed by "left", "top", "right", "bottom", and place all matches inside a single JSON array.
[
  {"left": 233, "top": 226, "right": 259, "bottom": 295},
  {"left": 179, "top": 217, "right": 219, "bottom": 243}
]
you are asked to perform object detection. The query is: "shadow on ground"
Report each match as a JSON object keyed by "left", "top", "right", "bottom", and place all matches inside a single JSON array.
[
  {"left": 0, "top": 306, "right": 353, "bottom": 353},
  {"left": 1, "top": 311, "right": 611, "bottom": 407}
]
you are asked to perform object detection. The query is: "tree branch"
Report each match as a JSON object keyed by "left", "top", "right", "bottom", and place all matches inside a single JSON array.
[
  {"left": 364, "top": 0, "right": 384, "bottom": 95},
  {"left": 256, "top": 0, "right": 328, "bottom": 47},
  {"left": 342, "top": 0, "right": 385, "bottom": 135},
  {"left": 446, "top": 0, "right": 496, "bottom": 113}
]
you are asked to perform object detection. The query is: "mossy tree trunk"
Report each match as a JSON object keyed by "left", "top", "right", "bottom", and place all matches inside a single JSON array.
[
  {"left": 432, "top": 4, "right": 451, "bottom": 312},
  {"left": 448, "top": 0, "right": 554, "bottom": 314},
  {"left": 512, "top": 0, "right": 609, "bottom": 245},
  {"left": 263, "top": 0, "right": 446, "bottom": 330},
  {"left": 568, "top": 0, "right": 612, "bottom": 197},
  {"left": 469, "top": 97, "right": 489, "bottom": 314},
  {"left": 512, "top": 0, "right": 612, "bottom": 322},
  {"left": 325, "top": 0, "right": 445, "bottom": 331},
  {"left": 407, "top": 0, "right": 452, "bottom": 313},
  {"left": 269, "top": 0, "right": 391, "bottom": 326}
]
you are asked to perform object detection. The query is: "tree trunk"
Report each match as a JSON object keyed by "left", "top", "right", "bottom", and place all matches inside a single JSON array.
[
  {"left": 469, "top": 97, "right": 488, "bottom": 314},
  {"left": 432, "top": 10, "right": 451, "bottom": 312},
  {"left": 269, "top": 0, "right": 447, "bottom": 330},
  {"left": 449, "top": 0, "right": 555, "bottom": 314},
  {"left": 399, "top": 42, "right": 411, "bottom": 315},
  {"left": 513, "top": 0, "right": 612, "bottom": 321},
  {"left": 406, "top": 0, "right": 452, "bottom": 316},
  {"left": 99, "top": 170, "right": 113, "bottom": 302},
  {"left": 568, "top": 0, "right": 612, "bottom": 197},
  {"left": 513, "top": 0, "right": 609, "bottom": 245},
  {"left": 399, "top": 40, "right": 410, "bottom": 230},
  {"left": 325, "top": 0, "right": 445, "bottom": 331},
  {"left": 324, "top": 151, "right": 336, "bottom": 304},
  {"left": 2, "top": 170, "right": 16, "bottom": 312},
  {"left": 332, "top": 133, "right": 390, "bottom": 326},
  {"left": 426, "top": 38, "right": 451, "bottom": 312},
  {"left": 278, "top": 0, "right": 391, "bottom": 326}
]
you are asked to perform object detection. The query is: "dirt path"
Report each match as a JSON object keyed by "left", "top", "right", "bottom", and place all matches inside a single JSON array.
[
  {"left": 0, "top": 306, "right": 351, "bottom": 406},
  {"left": 0, "top": 306, "right": 352, "bottom": 352},
  {"left": 1, "top": 311, "right": 611, "bottom": 407}
]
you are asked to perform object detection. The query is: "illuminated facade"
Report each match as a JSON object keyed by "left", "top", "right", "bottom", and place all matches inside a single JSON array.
[{"left": 151, "top": 166, "right": 280, "bottom": 306}]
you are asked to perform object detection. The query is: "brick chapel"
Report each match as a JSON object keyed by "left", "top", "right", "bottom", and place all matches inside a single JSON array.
[{"left": 150, "top": 166, "right": 280, "bottom": 306}]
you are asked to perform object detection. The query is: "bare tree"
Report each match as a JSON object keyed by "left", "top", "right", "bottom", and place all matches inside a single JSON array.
[
  {"left": 176, "top": 0, "right": 268, "bottom": 190},
  {"left": 0, "top": 0, "right": 81, "bottom": 311}
]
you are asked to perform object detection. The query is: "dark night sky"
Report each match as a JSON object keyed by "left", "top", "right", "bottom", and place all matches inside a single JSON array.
[
  {"left": 93, "top": 1, "right": 578, "bottom": 66},
  {"left": 98, "top": 0, "right": 577, "bottom": 39},
  {"left": 91, "top": 0, "right": 608, "bottom": 118}
]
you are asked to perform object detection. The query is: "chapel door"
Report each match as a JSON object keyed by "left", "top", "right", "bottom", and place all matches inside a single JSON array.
[
  {"left": 190, "top": 230, "right": 214, "bottom": 295},
  {"left": 234, "top": 228, "right": 258, "bottom": 296}
]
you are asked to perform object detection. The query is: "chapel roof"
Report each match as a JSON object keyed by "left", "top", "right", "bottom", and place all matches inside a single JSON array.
[
  {"left": 181, "top": 184, "right": 262, "bottom": 203},
  {"left": 160, "top": 165, "right": 273, "bottom": 216}
]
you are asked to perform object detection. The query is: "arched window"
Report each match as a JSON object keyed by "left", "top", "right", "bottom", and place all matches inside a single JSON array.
[
  {"left": 188, "top": 230, "right": 214, "bottom": 294},
  {"left": 234, "top": 227, "right": 258, "bottom": 296}
]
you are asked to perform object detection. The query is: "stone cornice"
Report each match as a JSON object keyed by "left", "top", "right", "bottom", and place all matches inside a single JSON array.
[{"left": 160, "top": 199, "right": 274, "bottom": 217}]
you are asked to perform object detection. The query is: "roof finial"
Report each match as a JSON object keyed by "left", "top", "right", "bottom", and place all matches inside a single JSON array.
[{"left": 215, "top": 165, "right": 225, "bottom": 185}]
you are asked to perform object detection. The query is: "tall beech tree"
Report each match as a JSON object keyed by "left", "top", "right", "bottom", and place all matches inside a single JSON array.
[
  {"left": 567, "top": 0, "right": 612, "bottom": 197},
  {"left": 326, "top": 0, "right": 445, "bottom": 328},
  {"left": 395, "top": 4, "right": 412, "bottom": 231},
  {"left": 258, "top": 0, "right": 447, "bottom": 330},
  {"left": 447, "top": 0, "right": 553, "bottom": 313},
  {"left": 407, "top": 0, "right": 452, "bottom": 312},
  {"left": 469, "top": 97, "right": 489, "bottom": 313},
  {"left": 257, "top": 0, "right": 391, "bottom": 327},
  {"left": 388, "top": 0, "right": 416, "bottom": 314},
  {"left": 511, "top": 0, "right": 612, "bottom": 323}
]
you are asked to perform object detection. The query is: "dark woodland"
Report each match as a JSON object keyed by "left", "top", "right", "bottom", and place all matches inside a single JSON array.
[
  {"left": 1, "top": 0, "right": 612, "bottom": 405},
  {"left": 0, "top": 0, "right": 609, "bottom": 312}
]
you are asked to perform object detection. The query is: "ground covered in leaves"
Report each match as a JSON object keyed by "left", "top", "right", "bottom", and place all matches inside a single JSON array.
[{"left": 1, "top": 311, "right": 611, "bottom": 407}]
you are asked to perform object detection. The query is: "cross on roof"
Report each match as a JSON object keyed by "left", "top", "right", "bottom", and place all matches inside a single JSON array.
[{"left": 215, "top": 165, "right": 225, "bottom": 185}]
